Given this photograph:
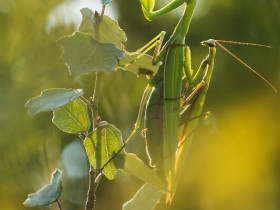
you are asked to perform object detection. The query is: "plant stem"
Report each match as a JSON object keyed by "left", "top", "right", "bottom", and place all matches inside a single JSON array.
[
  {"left": 91, "top": 72, "right": 101, "bottom": 129},
  {"left": 85, "top": 6, "right": 105, "bottom": 210},
  {"left": 80, "top": 96, "right": 93, "bottom": 109},
  {"left": 86, "top": 167, "right": 97, "bottom": 210},
  {"left": 56, "top": 199, "right": 62, "bottom": 210}
]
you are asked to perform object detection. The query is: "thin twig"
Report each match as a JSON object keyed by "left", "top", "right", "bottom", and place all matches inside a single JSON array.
[
  {"left": 56, "top": 199, "right": 62, "bottom": 210},
  {"left": 91, "top": 72, "right": 101, "bottom": 129},
  {"left": 100, "top": 5, "right": 106, "bottom": 17},
  {"left": 80, "top": 96, "right": 93, "bottom": 109},
  {"left": 85, "top": 6, "right": 104, "bottom": 210}
]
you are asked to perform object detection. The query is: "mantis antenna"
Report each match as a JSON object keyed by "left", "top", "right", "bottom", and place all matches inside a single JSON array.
[{"left": 214, "top": 40, "right": 277, "bottom": 93}]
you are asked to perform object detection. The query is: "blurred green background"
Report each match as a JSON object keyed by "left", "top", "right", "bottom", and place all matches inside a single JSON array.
[{"left": 0, "top": 0, "right": 279, "bottom": 209}]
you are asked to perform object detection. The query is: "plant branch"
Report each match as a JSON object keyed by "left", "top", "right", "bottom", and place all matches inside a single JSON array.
[
  {"left": 85, "top": 6, "right": 105, "bottom": 210},
  {"left": 86, "top": 167, "right": 97, "bottom": 210}
]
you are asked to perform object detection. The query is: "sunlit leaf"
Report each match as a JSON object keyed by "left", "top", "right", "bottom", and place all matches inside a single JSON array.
[
  {"left": 118, "top": 153, "right": 165, "bottom": 190},
  {"left": 84, "top": 124, "right": 124, "bottom": 180},
  {"left": 79, "top": 8, "right": 126, "bottom": 48},
  {"left": 118, "top": 53, "right": 160, "bottom": 76},
  {"left": 52, "top": 99, "right": 90, "bottom": 134},
  {"left": 101, "top": 0, "right": 112, "bottom": 5},
  {"left": 122, "top": 183, "right": 164, "bottom": 210},
  {"left": 25, "top": 88, "right": 84, "bottom": 117},
  {"left": 58, "top": 32, "right": 125, "bottom": 75},
  {"left": 23, "top": 169, "right": 63, "bottom": 207}
]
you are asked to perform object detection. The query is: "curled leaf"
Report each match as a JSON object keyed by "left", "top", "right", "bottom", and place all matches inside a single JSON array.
[{"left": 23, "top": 169, "right": 63, "bottom": 207}]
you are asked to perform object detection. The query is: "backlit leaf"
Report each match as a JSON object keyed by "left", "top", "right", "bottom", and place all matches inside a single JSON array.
[
  {"left": 122, "top": 183, "right": 164, "bottom": 210},
  {"left": 58, "top": 32, "right": 125, "bottom": 75},
  {"left": 118, "top": 153, "right": 165, "bottom": 190},
  {"left": 118, "top": 53, "right": 160, "bottom": 76},
  {"left": 25, "top": 88, "right": 83, "bottom": 117},
  {"left": 84, "top": 124, "right": 124, "bottom": 180},
  {"left": 52, "top": 99, "right": 91, "bottom": 134},
  {"left": 23, "top": 169, "right": 63, "bottom": 207},
  {"left": 79, "top": 8, "right": 126, "bottom": 48}
]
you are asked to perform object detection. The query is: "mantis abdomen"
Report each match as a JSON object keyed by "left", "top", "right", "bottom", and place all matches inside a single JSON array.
[
  {"left": 145, "top": 64, "right": 164, "bottom": 173},
  {"left": 145, "top": 80, "right": 164, "bottom": 170}
]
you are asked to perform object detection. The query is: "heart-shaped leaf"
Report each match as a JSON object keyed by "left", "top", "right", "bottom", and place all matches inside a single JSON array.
[
  {"left": 58, "top": 32, "right": 125, "bottom": 75},
  {"left": 84, "top": 123, "right": 124, "bottom": 180},
  {"left": 25, "top": 88, "right": 84, "bottom": 117},
  {"left": 52, "top": 99, "right": 91, "bottom": 134},
  {"left": 23, "top": 169, "right": 63, "bottom": 207}
]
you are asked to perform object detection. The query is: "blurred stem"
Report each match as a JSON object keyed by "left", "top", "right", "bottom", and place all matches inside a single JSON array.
[{"left": 56, "top": 199, "right": 62, "bottom": 210}]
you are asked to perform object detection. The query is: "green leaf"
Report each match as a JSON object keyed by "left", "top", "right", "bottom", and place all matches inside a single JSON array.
[
  {"left": 25, "top": 88, "right": 84, "bottom": 117},
  {"left": 79, "top": 8, "right": 126, "bottom": 48},
  {"left": 118, "top": 53, "right": 160, "bottom": 76},
  {"left": 101, "top": 0, "right": 112, "bottom": 5},
  {"left": 23, "top": 169, "right": 63, "bottom": 207},
  {"left": 58, "top": 32, "right": 125, "bottom": 75},
  {"left": 119, "top": 153, "right": 166, "bottom": 190},
  {"left": 84, "top": 124, "right": 124, "bottom": 180},
  {"left": 52, "top": 99, "right": 91, "bottom": 134},
  {"left": 62, "top": 141, "right": 89, "bottom": 178},
  {"left": 122, "top": 183, "right": 164, "bottom": 210}
]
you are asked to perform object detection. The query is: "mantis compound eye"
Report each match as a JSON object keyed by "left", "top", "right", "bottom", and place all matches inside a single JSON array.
[{"left": 201, "top": 39, "right": 216, "bottom": 47}]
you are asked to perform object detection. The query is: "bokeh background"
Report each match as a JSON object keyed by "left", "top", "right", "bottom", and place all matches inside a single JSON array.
[{"left": 0, "top": 0, "right": 279, "bottom": 209}]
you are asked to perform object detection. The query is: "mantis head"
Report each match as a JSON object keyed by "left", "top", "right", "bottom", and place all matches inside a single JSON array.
[{"left": 201, "top": 39, "right": 216, "bottom": 47}]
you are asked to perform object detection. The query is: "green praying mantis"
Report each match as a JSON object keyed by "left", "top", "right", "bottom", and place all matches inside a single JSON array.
[
  {"left": 107, "top": 0, "right": 276, "bottom": 204},
  {"left": 139, "top": 0, "right": 215, "bottom": 201}
]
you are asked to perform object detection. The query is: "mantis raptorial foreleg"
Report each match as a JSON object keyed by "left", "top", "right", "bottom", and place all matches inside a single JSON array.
[
  {"left": 172, "top": 42, "right": 216, "bottom": 200},
  {"left": 140, "top": 0, "right": 187, "bottom": 21}
]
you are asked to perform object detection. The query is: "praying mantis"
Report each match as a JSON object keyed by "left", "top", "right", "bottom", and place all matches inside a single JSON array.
[
  {"left": 123, "top": 0, "right": 276, "bottom": 203},
  {"left": 136, "top": 0, "right": 215, "bottom": 201},
  {"left": 103, "top": 0, "right": 276, "bottom": 206}
]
